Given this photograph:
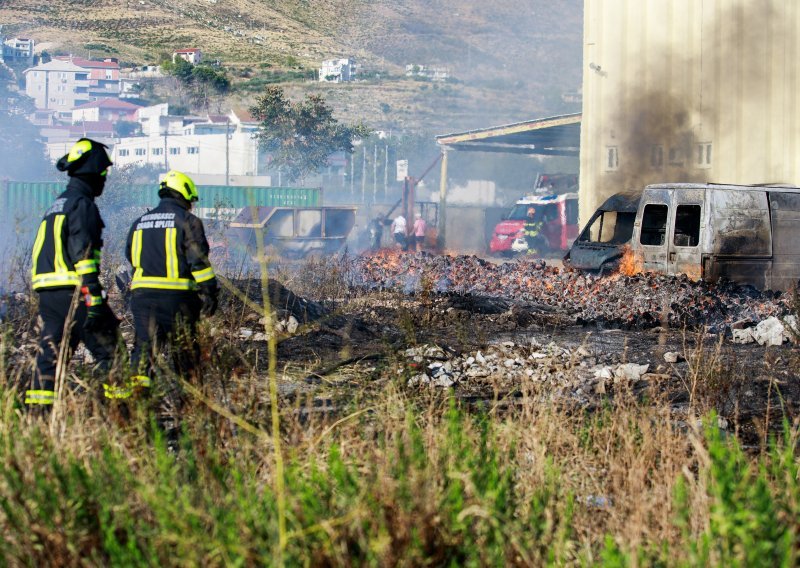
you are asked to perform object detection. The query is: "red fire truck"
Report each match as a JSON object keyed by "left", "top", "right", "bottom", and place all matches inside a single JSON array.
[{"left": 489, "top": 192, "right": 580, "bottom": 256}]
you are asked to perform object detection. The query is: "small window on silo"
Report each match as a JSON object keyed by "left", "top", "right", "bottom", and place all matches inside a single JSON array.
[
  {"left": 650, "top": 145, "right": 664, "bottom": 168},
  {"left": 605, "top": 146, "right": 619, "bottom": 171},
  {"left": 695, "top": 143, "right": 712, "bottom": 168}
]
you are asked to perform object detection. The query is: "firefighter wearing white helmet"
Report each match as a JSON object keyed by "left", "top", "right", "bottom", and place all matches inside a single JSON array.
[{"left": 118, "top": 170, "right": 218, "bottom": 399}]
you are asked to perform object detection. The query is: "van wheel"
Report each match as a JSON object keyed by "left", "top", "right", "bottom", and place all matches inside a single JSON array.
[{"left": 598, "top": 261, "right": 620, "bottom": 276}]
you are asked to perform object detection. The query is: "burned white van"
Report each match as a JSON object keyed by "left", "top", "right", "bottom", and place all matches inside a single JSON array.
[
  {"left": 567, "top": 183, "right": 800, "bottom": 291},
  {"left": 564, "top": 192, "right": 640, "bottom": 274}
]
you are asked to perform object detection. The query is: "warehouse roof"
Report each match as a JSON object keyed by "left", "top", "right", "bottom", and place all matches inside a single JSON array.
[{"left": 436, "top": 112, "right": 580, "bottom": 157}]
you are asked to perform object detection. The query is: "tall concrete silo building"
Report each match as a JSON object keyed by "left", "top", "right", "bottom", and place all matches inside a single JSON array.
[{"left": 580, "top": 0, "right": 800, "bottom": 221}]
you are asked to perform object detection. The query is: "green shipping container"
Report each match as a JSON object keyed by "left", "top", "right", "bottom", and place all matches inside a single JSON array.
[
  {"left": 2, "top": 181, "right": 62, "bottom": 220},
  {"left": 0, "top": 181, "right": 321, "bottom": 219}
]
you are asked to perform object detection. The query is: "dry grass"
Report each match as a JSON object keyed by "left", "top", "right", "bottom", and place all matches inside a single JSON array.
[{"left": 0, "top": 274, "right": 798, "bottom": 565}]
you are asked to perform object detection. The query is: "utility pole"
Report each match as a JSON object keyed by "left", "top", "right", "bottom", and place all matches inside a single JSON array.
[
  {"left": 350, "top": 153, "right": 354, "bottom": 196},
  {"left": 383, "top": 144, "right": 388, "bottom": 200},
  {"left": 361, "top": 147, "right": 366, "bottom": 204},
  {"left": 163, "top": 131, "right": 168, "bottom": 169},
  {"left": 225, "top": 119, "right": 230, "bottom": 186},
  {"left": 372, "top": 143, "right": 377, "bottom": 203}
]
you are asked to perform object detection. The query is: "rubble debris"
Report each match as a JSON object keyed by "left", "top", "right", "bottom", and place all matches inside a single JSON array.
[
  {"left": 399, "top": 340, "right": 659, "bottom": 404},
  {"left": 350, "top": 251, "right": 790, "bottom": 334}
]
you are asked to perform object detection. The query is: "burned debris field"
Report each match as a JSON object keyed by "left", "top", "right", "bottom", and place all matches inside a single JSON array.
[{"left": 2, "top": 250, "right": 798, "bottom": 565}]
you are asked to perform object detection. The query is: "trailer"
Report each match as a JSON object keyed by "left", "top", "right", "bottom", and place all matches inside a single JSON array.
[{"left": 226, "top": 206, "right": 357, "bottom": 259}]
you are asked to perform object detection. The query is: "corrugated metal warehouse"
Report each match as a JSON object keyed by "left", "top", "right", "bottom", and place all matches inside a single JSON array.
[{"left": 580, "top": 0, "right": 800, "bottom": 222}]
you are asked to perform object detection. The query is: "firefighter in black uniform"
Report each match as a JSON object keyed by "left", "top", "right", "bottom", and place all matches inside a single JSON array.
[
  {"left": 27, "top": 138, "right": 118, "bottom": 410},
  {"left": 125, "top": 170, "right": 218, "bottom": 393}
]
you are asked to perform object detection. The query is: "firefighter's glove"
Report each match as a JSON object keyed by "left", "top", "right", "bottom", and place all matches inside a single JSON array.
[
  {"left": 199, "top": 286, "right": 219, "bottom": 318},
  {"left": 82, "top": 286, "right": 120, "bottom": 333}
]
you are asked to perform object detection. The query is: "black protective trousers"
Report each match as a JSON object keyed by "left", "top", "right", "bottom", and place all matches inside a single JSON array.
[
  {"left": 130, "top": 290, "right": 202, "bottom": 382},
  {"left": 34, "top": 288, "right": 115, "bottom": 392}
]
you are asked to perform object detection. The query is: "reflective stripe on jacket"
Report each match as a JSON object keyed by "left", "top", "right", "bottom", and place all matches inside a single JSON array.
[
  {"left": 31, "top": 178, "right": 103, "bottom": 291},
  {"left": 126, "top": 197, "right": 217, "bottom": 292}
]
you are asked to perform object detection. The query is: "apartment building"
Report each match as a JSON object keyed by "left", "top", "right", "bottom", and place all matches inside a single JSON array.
[
  {"left": 23, "top": 60, "right": 91, "bottom": 116},
  {"left": 53, "top": 56, "right": 120, "bottom": 99}
]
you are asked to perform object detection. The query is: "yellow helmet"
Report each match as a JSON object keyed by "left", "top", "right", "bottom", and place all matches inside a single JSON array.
[
  {"left": 56, "top": 138, "right": 112, "bottom": 176},
  {"left": 161, "top": 170, "right": 198, "bottom": 202}
]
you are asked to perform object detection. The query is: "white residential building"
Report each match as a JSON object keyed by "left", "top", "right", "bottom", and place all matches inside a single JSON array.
[
  {"left": 405, "top": 64, "right": 450, "bottom": 81},
  {"left": 319, "top": 58, "right": 356, "bottom": 83},
  {"left": 173, "top": 48, "right": 202, "bottom": 65},
  {"left": 23, "top": 60, "right": 91, "bottom": 116},
  {"left": 3, "top": 37, "right": 34, "bottom": 65},
  {"left": 112, "top": 131, "right": 261, "bottom": 177},
  {"left": 115, "top": 108, "right": 263, "bottom": 174}
]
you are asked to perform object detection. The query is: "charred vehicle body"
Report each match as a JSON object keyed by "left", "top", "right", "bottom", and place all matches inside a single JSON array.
[
  {"left": 566, "top": 183, "right": 800, "bottom": 291},
  {"left": 564, "top": 192, "right": 640, "bottom": 273},
  {"left": 227, "top": 206, "right": 357, "bottom": 259}
]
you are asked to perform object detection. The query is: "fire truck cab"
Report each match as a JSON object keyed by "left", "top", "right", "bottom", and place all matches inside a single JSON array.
[{"left": 489, "top": 192, "right": 579, "bottom": 256}]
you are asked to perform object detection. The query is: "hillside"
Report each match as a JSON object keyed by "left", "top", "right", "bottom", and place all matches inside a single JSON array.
[{"left": 0, "top": 0, "right": 583, "bottom": 131}]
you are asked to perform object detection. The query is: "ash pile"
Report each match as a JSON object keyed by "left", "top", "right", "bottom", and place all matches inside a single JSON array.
[{"left": 350, "top": 252, "right": 791, "bottom": 333}]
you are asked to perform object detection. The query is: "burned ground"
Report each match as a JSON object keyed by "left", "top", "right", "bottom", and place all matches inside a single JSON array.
[{"left": 2, "top": 251, "right": 797, "bottom": 449}]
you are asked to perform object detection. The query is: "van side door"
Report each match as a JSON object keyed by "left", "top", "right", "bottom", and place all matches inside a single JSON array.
[
  {"left": 667, "top": 188, "right": 706, "bottom": 279},
  {"left": 634, "top": 188, "right": 671, "bottom": 274}
]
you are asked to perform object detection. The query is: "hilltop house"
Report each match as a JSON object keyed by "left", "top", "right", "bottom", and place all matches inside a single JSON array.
[
  {"left": 405, "top": 64, "right": 450, "bottom": 81},
  {"left": 2, "top": 37, "right": 34, "bottom": 66},
  {"left": 173, "top": 48, "right": 202, "bottom": 65},
  {"left": 319, "top": 58, "right": 356, "bottom": 83}
]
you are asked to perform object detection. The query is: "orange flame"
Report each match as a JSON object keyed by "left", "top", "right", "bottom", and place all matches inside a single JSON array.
[{"left": 618, "top": 245, "right": 643, "bottom": 276}]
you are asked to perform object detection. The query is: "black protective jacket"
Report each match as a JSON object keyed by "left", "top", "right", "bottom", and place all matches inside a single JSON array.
[
  {"left": 126, "top": 197, "right": 218, "bottom": 293},
  {"left": 31, "top": 178, "right": 104, "bottom": 291}
]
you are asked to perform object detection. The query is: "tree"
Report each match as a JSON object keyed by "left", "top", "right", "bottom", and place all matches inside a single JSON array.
[
  {"left": 190, "top": 64, "right": 230, "bottom": 111},
  {"left": 250, "top": 86, "right": 371, "bottom": 183},
  {"left": 162, "top": 58, "right": 229, "bottom": 111},
  {"left": 0, "top": 68, "right": 50, "bottom": 180}
]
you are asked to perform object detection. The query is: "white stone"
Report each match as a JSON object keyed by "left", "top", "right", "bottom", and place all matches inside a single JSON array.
[
  {"left": 475, "top": 352, "right": 486, "bottom": 364},
  {"left": 408, "top": 373, "right": 431, "bottom": 386},
  {"left": 504, "top": 359, "right": 516, "bottom": 368},
  {"left": 286, "top": 316, "right": 299, "bottom": 334},
  {"left": 432, "top": 374, "right": 455, "bottom": 387},
  {"left": 593, "top": 367, "right": 614, "bottom": 380},
  {"left": 731, "top": 328, "right": 755, "bottom": 344},
  {"left": 753, "top": 317, "right": 785, "bottom": 346},
  {"left": 664, "top": 351, "right": 681, "bottom": 364},
  {"left": 614, "top": 363, "right": 650, "bottom": 382}
]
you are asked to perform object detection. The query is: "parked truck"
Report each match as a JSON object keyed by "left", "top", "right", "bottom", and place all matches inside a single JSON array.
[{"left": 565, "top": 183, "right": 800, "bottom": 291}]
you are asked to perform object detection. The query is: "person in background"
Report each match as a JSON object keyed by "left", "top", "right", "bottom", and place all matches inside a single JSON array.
[
  {"left": 413, "top": 213, "right": 427, "bottom": 252},
  {"left": 27, "top": 138, "right": 119, "bottom": 412},
  {"left": 390, "top": 213, "right": 407, "bottom": 250},
  {"left": 524, "top": 206, "right": 544, "bottom": 256},
  {"left": 368, "top": 215, "right": 384, "bottom": 251}
]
